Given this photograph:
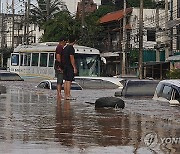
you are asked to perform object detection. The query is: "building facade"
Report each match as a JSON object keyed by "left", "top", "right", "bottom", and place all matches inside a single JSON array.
[
  {"left": 99, "top": 7, "right": 166, "bottom": 77},
  {"left": 175, "top": 0, "right": 180, "bottom": 51},
  {"left": 0, "top": 13, "right": 42, "bottom": 49},
  {"left": 76, "top": 0, "right": 97, "bottom": 18}
]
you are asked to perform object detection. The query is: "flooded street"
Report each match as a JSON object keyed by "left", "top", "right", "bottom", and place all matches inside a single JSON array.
[{"left": 0, "top": 80, "right": 180, "bottom": 154}]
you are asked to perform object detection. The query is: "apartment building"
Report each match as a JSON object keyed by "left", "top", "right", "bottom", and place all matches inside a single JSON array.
[
  {"left": 76, "top": 0, "right": 97, "bottom": 18},
  {"left": 131, "top": 8, "right": 166, "bottom": 49},
  {"left": 0, "top": 13, "right": 42, "bottom": 49}
]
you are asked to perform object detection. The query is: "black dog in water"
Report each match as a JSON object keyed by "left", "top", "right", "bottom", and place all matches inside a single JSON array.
[{"left": 95, "top": 97, "right": 125, "bottom": 109}]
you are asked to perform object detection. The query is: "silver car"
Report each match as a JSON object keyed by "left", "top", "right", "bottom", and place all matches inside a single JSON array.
[{"left": 153, "top": 80, "right": 180, "bottom": 105}]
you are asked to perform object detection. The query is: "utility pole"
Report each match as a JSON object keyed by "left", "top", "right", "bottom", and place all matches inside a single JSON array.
[
  {"left": 155, "top": 0, "right": 160, "bottom": 61},
  {"left": 26, "top": 0, "right": 30, "bottom": 45},
  {"left": 1, "top": 8, "right": 4, "bottom": 67},
  {"left": 139, "top": 0, "right": 143, "bottom": 79},
  {"left": 170, "top": 0, "right": 173, "bottom": 55},
  {"left": 81, "top": 0, "right": 85, "bottom": 37},
  {"left": 12, "top": 0, "right": 15, "bottom": 48},
  {"left": 46, "top": 0, "right": 50, "bottom": 20},
  {"left": 0, "top": 0, "right": 1, "bottom": 13},
  {"left": 121, "top": 0, "right": 126, "bottom": 76},
  {"left": 164, "top": 0, "right": 169, "bottom": 59},
  {"left": 24, "top": 1, "right": 27, "bottom": 44}
]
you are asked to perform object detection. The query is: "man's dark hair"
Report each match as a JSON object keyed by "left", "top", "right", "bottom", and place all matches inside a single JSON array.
[
  {"left": 59, "top": 36, "right": 66, "bottom": 42},
  {"left": 68, "top": 35, "right": 76, "bottom": 43}
]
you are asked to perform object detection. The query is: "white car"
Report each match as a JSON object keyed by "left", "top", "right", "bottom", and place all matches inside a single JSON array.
[
  {"left": 0, "top": 70, "right": 24, "bottom": 81},
  {"left": 153, "top": 80, "right": 180, "bottom": 105},
  {"left": 37, "top": 80, "right": 83, "bottom": 90},
  {"left": 115, "top": 79, "right": 159, "bottom": 98},
  {"left": 74, "top": 76, "right": 125, "bottom": 89}
]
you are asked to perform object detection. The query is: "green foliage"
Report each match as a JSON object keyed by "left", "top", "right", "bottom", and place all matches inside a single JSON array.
[
  {"left": 41, "top": 11, "right": 77, "bottom": 42},
  {"left": 30, "top": 0, "right": 66, "bottom": 28},
  {"left": 166, "top": 69, "right": 180, "bottom": 79},
  {"left": 127, "top": 0, "right": 156, "bottom": 9},
  {"left": 0, "top": 48, "right": 13, "bottom": 67},
  {"left": 77, "top": 5, "right": 116, "bottom": 48},
  {"left": 41, "top": 4, "right": 117, "bottom": 46},
  {"left": 129, "top": 49, "right": 139, "bottom": 66},
  {"left": 93, "top": 5, "right": 117, "bottom": 18},
  {"left": 31, "top": 1, "right": 157, "bottom": 48}
]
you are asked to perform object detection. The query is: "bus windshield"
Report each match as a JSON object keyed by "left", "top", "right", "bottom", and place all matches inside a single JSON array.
[
  {"left": 75, "top": 54, "right": 100, "bottom": 77},
  {"left": 11, "top": 54, "right": 19, "bottom": 66}
]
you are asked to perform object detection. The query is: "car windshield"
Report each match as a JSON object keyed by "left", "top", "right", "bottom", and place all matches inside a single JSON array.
[
  {"left": 0, "top": 72, "right": 23, "bottom": 81},
  {"left": 50, "top": 81, "right": 82, "bottom": 90}
]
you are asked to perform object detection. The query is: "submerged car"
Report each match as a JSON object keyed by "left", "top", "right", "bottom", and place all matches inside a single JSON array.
[
  {"left": 0, "top": 70, "right": 24, "bottom": 81},
  {"left": 37, "top": 80, "right": 83, "bottom": 90},
  {"left": 115, "top": 79, "right": 159, "bottom": 98},
  {"left": 153, "top": 80, "right": 180, "bottom": 105},
  {"left": 74, "top": 76, "right": 125, "bottom": 89}
]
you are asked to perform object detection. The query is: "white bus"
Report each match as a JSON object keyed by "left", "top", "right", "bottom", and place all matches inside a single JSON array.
[{"left": 9, "top": 42, "right": 101, "bottom": 79}]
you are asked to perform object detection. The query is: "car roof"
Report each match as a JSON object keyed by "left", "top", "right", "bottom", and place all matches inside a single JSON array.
[
  {"left": 159, "top": 80, "right": 180, "bottom": 87},
  {"left": 74, "top": 76, "right": 124, "bottom": 85},
  {"left": 39, "top": 79, "right": 79, "bottom": 84},
  {"left": 40, "top": 80, "right": 56, "bottom": 82}
]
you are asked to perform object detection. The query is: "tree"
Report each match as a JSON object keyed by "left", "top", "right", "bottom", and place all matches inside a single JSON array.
[
  {"left": 0, "top": 48, "right": 13, "bottom": 68},
  {"left": 166, "top": 69, "right": 180, "bottom": 79},
  {"left": 41, "top": 11, "right": 77, "bottom": 42},
  {"left": 30, "top": 0, "right": 67, "bottom": 28},
  {"left": 77, "top": 5, "right": 117, "bottom": 48}
]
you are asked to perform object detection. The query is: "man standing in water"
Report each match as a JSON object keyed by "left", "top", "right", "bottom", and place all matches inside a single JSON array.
[
  {"left": 62, "top": 35, "right": 77, "bottom": 100},
  {"left": 55, "top": 36, "right": 66, "bottom": 99}
]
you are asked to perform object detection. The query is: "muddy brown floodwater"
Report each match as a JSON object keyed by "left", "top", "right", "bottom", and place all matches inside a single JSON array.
[{"left": 0, "top": 80, "right": 180, "bottom": 154}]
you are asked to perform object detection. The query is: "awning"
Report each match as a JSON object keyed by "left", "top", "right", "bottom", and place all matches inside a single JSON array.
[
  {"left": 100, "top": 52, "right": 119, "bottom": 57},
  {"left": 99, "top": 8, "right": 132, "bottom": 24},
  {"left": 166, "top": 55, "right": 180, "bottom": 61}
]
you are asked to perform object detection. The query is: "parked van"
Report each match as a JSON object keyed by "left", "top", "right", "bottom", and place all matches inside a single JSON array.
[{"left": 153, "top": 80, "right": 180, "bottom": 105}]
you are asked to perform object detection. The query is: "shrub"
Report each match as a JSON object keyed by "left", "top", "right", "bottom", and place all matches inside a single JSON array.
[{"left": 166, "top": 69, "right": 180, "bottom": 79}]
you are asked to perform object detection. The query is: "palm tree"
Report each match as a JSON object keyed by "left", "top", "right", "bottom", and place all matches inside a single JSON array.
[{"left": 30, "top": 0, "right": 67, "bottom": 28}]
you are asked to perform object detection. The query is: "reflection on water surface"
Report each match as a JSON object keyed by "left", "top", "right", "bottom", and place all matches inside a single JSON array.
[{"left": 0, "top": 82, "right": 180, "bottom": 154}]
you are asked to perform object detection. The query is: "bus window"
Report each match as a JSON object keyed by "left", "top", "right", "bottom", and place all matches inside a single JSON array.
[
  {"left": 24, "top": 53, "right": 31, "bottom": 66},
  {"left": 11, "top": 54, "right": 19, "bottom": 66},
  {"left": 48, "top": 53, "right": 54, "bottom": 67},
  {"left": 32, "top": 53, "right": 39, "bottom": 66},
  {"left": 40, "top": 53, "right": 48, "bottom": 67},
  {"left": 20, "top": 54, "right": 23, "bottom": 66}
]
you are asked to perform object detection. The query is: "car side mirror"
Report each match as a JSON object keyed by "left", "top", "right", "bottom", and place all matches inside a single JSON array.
[{"left": 169, "top": 100, "right": 179, "bottom": 106}]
